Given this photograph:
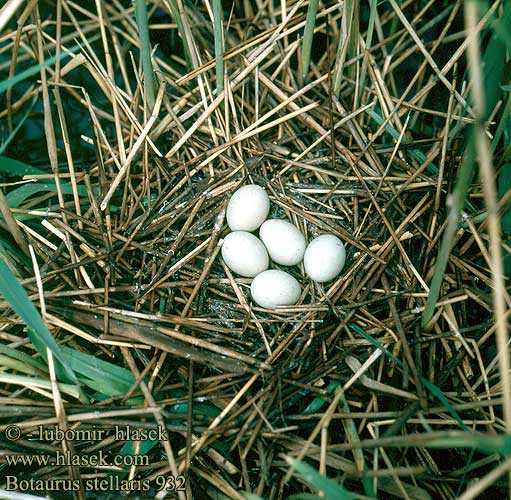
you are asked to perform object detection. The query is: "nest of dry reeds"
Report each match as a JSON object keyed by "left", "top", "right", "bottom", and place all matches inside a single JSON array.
[{"left": 1, "top": 0, "right": 510, "bottom": 499}]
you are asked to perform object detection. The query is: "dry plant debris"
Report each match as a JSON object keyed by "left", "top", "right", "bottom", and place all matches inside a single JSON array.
[{"left": 0, "top": 0, "right": 511, "bottom": 499}]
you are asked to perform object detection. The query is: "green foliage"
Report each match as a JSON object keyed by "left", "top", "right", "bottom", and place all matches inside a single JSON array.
[
  {"left": 213, "top": 0, "right": 224, "bottom": 93},
  {"left": 287, "top": 494, "right": 324, "bottom": 500},
  {"left": 498, "top": 164, "right": 511, "bottom": 276},
  {"left": 0, "top": 372, "right": 84, "bottom": 400},
  {"left": 243, "top": 457, "right": 360, "bottom": 500},
  {"left": 112, "top": 439, "right": 159, "bottom": 477},
  {"left": 481, "top": 1, "right": 511, "bottom": 122},
  {"left": 423, "top": 1, "right": 511, "bottom": 327},
  {"left": 301, "top": 0, "right": 319, "bottom": 82},
  {"left": 0, "top": 255, "right": 141, "bottom": 401},
  {"left": 340, "top": 393, "right": 375, "bottom": 498},
  {"left": 166, "top": 0, "right": 193, "bottom": 70},
  {"left": 356, "top": 0, "right": 377, "bottom": 108},
  {"left": 498, "top": 163, "right": 511, "bottom": 235},
  {"left": 302, "top": 380, "right": 338, "bottom": 414},
  {"left": 427, "top": 433, "right": 511, "bottom": 456},
  {"left": 285, "top": 457, "right": 358, "bottom": 500},
  {"left": 0, "top": 156, "right": 46, "bottom": 176},
  {"left": 0, "top": 95, "right": 38, "bottom": 155},
  {"left": 348, "top": 322, "right": 468, "bottom": 431},
  {"left": 0, "top": 254, "right": 80, "bottom": 388},
  {"left": 120, "top": 438, "right": 159, "bottom": 458},
  {"left": 0, "top": 344, "right": 47, "bottom": 376},
  {"left": 60, "top": 345, "right": 137, "bottom": 397},
  {"left": 366, "top": 109, "right": 439, "bottom": 176},
  {"left": 5, "top": 181, "right": 88, "bottom": 209},
  {"left": 0, "top": 155, "right": 92, "bottom": 221},
  {"left": 421, "top": 133, "right": 477, "bottom": 331},
  {"left": 0, "top": 38, "right": 96, "bottom": 96},
  {"left": 491, "top": 91, "right": 511, "bottom": 156},
  {"left": 134, "top": 0, "right": 156, "bottom": 109}
]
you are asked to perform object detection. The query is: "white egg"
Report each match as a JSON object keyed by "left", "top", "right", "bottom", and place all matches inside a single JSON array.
[
  {"left": 251, "top": 270, "right": 301, "bottom": 308},
  {"left": 303, "top": 234, "right": 346, "bottom": 283},
  {"left": 221, "top": 231, "right": 269, "bottom": 277},
  {"left": 259, "top": 219, "right": 306, "bottom": 266},
  {"left": 226, "top": 184, "right": 270, "bottom": 231}
]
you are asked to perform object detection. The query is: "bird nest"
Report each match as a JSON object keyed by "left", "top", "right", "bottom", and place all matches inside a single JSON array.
[{"left": 0, "top": 1, "right": 509, "bottom": 499}]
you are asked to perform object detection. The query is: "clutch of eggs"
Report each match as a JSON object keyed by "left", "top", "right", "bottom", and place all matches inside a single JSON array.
[{"left": 222, "top": 184, "right": 346, "bottom": 308}]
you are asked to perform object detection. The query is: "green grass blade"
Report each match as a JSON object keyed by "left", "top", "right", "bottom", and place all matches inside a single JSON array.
[
  {"left": 491, "top": 92, "right": 511, "bottom": 155},
  {"left": 134, "top": 0, "right": 156, "bottom": 110},
  {"left": 0, "top": 53, "right": 66, "bottom": 95},
  {"left": 0, "top": 344, "right": 48, "bottom": 373},
  {"left": 0, "top": 37, "right": 98, "bottom": 96},
  {"left": 340, "top": 393, "right": 375, "bottom": 498},
  {"left": 366, "top": 108, "right": 439, "bottom": 175},
  {"left": 5, "top": 181, "right": 88, "bottom": 209},
  {"left": 287, "top": 494, "right": 323, "bottom": 500},
  {"left": 498, "top": 163, "right": 511, "bottom": 235},
  {"left": 77, "top": 377, "right": 130, "bottom": 398},
  {"left": 0, "top": 156, "right": 46, "bottom": 176},
  {"left": 421, "top": 132, "right": 477, "bottom": 328},
  {"left": 301, "top": 0, "right": 319, "bottom": 82},
  {"left": 0, "top": 255, "right": 80, "bottom": 387},
  {"left": 60, "top": 345, "right": 137, "bottom": 396},
  {"left": 349, "top": 322, "right": 399, "bottom": 363},
  {"left": 0, "top": 95, "right": 39, "bottom": 156},
  {"left": 424, "top": 433, "right": 511, "bottom": 456},
  {"left": 0, "top": 354, "right": 44, "bottom": 377},
  {"left": 167, "top": 401, "right": 221, "bottom": 418},
  {"left": 481, "top": 2, "right": 511, "bottom": 122},
  {"left": 349, "top": 322, "right": 468, "bottom": 431},
  {"left": 285, "top": 457, "right": 358, "bottom": 500},
  {"left": 302, "top": 380, "right": 338, "bottom": 414},
  {"left": 167, "top": 0, "right": 193, "bottom": 71},
  {"left": 499, "top": 163, "right": 511, "bottom": 275},
  {"left": 213, "top": 0, "right": 224, "bottom": 93},
  {"left": 0, "top": 372, "right": 83, "bottom": 400},
  {"left": 333, "top": 0, "right": 359, "bottom": 97},
  {"left": 0, "top": 239, "right": 31, "bottom": 270},
  {"left": 356, "top": 0, "right": 377, "bottom": 108},
  {"left": 107, "top": 439, "right": 160, "bottom": 477}
]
